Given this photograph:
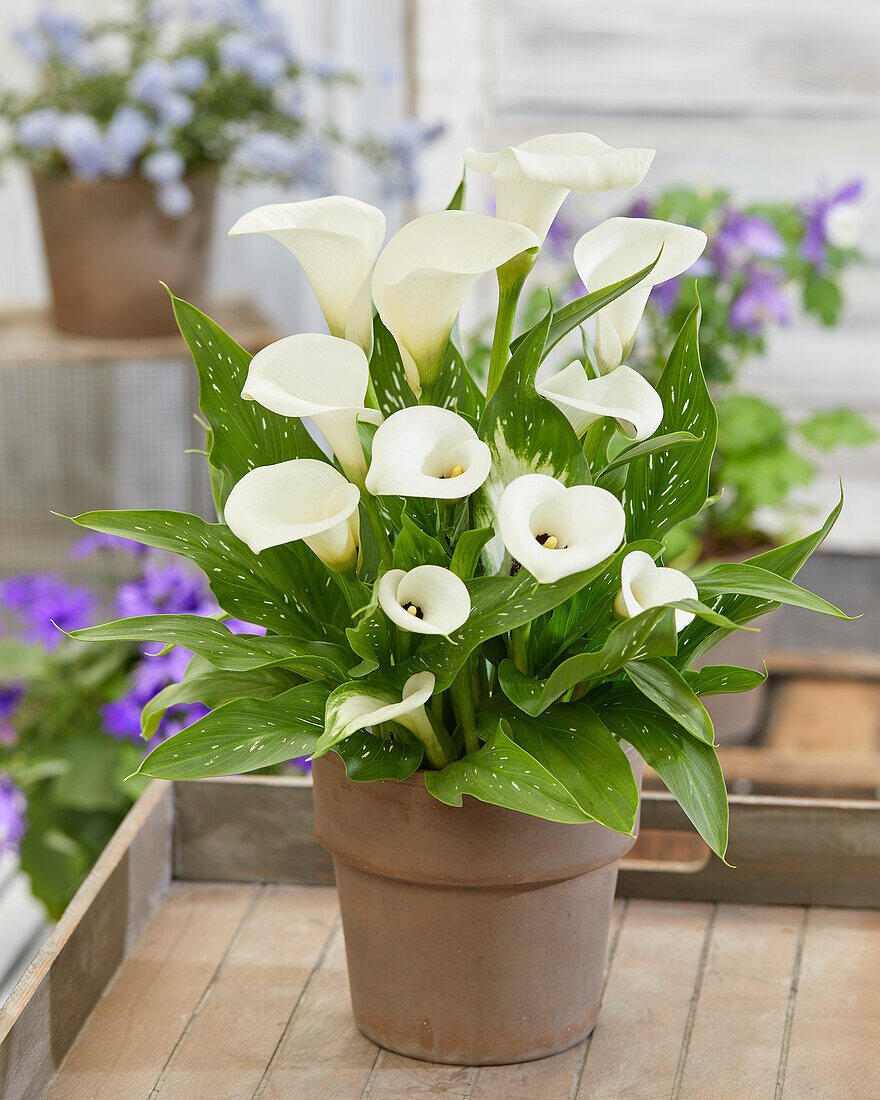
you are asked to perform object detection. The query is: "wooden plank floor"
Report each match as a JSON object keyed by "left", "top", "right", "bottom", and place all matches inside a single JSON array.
[{"left": 40, "top": 884, "right": 880, "bottom": 1099}]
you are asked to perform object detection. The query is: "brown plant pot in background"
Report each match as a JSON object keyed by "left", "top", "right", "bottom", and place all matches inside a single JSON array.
[
  {"left": 312, "top": 747, "right": 643, "bottom": 1066},
  {"left": 32, "top": 171, "right": 216, "bottom": 338}
]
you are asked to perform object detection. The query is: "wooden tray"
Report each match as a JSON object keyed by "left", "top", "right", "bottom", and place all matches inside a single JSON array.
[{"left": 2, "top": 778, "right": 880, "bottom": 1099}]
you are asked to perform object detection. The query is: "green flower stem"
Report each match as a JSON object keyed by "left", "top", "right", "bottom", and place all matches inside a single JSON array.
[
  {"left": 360, "top": 495, "right": 393, "bottom": 569},
  {"left": 486, "top": 251, "right": 535, "bottom": 398},
  {"left": 509, "top": 624, "right": 531, "bottom": 675},
  {"left": 450, "top": 659, "right": 479, "bottom": 755},
  {"left": 408, "top": 709, "right": 455, "bottom": 770},
  {"left": 331, "top": 569, "right": 368, "bottom": 616}
]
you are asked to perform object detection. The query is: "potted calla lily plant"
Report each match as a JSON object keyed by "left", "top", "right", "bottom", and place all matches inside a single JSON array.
[{"left": 65, "top": 132, "right": 851, "bottom": 1066}]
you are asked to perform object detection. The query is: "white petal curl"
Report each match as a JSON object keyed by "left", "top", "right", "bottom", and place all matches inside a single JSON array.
[
  {"left": 536, "top": 362, "right": 663, "bottom": 441},
  {"left": 613, "top": 550, "right": 698, "bottom": 632},
  {"left": 573, "top": 217, "right": 708, "bottom": 373},
  {"left": 498, "top": 474, "right": 625, "bottom": 584},
  {"left": 377, "top": 566, "right": 471, "bottom": 635},
  {"left": 365, "top": 405, "right": 492, "bottom": 500},
  {"left": 224, "top": 458, "right": 360, "bottom": 572},
  {"left": 331, "top": 672, "right": 436, "bottom": 741}
]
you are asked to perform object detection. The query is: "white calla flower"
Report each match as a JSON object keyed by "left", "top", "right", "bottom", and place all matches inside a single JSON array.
[
  {"left": 228, "top": 196, "right": 386, "bottom": 355},
  {"left": 224, "top": 459, "right": 360, "bottom": 572},
  {"left": 536, "top": 361, "right": 663, "bottom": 441},
  {"left": 365, "top": 406, "right": 491, "bottom": 500},
  {"left": 377, "top": 566, "right": 471, "bottom": 635},
  {"left": 498, "top": 474, "right": 625, "bottom": 584},
  {"left": 371, "top": 211, "right": 539, "bottom": 391},
  {"left": 324, "top": 672, "right": 448, "bottom": 767},
  {"left": 613, "top": 550, "right": 698, "bottom": 632},
  {"left": 573, "top": 218, "right": 708, "bottom": 373},
  {"left": 464, "top": 133, "right": 654, "bottom": 242},
  {"left": 242, "top": 333, "right": 380, "bottom": 484}
]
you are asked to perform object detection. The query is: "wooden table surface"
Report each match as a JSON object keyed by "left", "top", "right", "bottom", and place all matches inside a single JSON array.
[{"left": 39, "top": 883, "right": 880, "bottom": 1100}]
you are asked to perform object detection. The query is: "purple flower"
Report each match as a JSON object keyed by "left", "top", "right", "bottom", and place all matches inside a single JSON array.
[
  {"left": 729, "top": 268, "right": 791, "bottom": 335},
  {"left": 114, "top": 557, "right": 213, "bottom": 621},
  {"left": 104, "top": 106, "right": 153, "bottom": 177},
  {"left": 157, "top": 180, "right": 194, "bottom": 218},
  {"left": 802, "top": 180, "right": 864, "bottom": 268},
  {"left": 0, "top": 776, "right": 27, "bottom": 856},
  {"left": 173, "top": 56, "right": 209, "bottom": 92},
  {"left": 627, "top": 198, "right": 653, "bottom": 219},
  {"left": 16, "top": 109, "right": 61, "bottom": 150},
  {"left": 55, "top": 114, "right": 106, "bottom": 180},
  {"left": 0, "top": 573, "right": 97, "bottom": 649},
  {"left": 72, "top": 531, "right": 148, "bottom": 558},
  {"left": 160, "top": 703, "right": 209, "bottom": 739},
  {"left": 650, "top": 276, "right": 681, "bottom": 314},
  {"left": 102, "top": 696, "right": 144, "bottom": 743},
  {"left": 0, "top": 686, "right": 23, "bottom": 747},
  {"left": 544, "top": 210, "right": 577, "bottom": 258},
  {"left": 712, "top": 208, "right": 784, "bottom": 277},
  {"left": 141, "top": 148, "right": 185, "bottom": 184}
]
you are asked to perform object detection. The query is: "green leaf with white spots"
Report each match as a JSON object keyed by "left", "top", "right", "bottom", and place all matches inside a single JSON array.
[
  {"left": 450, "top": 528, "right": 493, "bottom": 579},
  {"left": 68, "top": 509, "right": 342, "bottom": 638},
  {"left": 499, "top": 606, "right": 679, "bottom": 716},
  {"left": 694, "top": 563, "right": 851, "bottom": 619},
  {"left": 170, "top": 293, "right": 326, "bottom": 505},
  {"left": 333, "top": 731, "right": 424, "bottom": 782},
  {"left": 684, "top": 665, "right": 767, "bottom": 696},
  {"left": 431, "top": 343, "right": 485, "bottom": 421},
  {"left": 69, "top": 614, "right": 351, "bottom": 678},
  {"left": 594, "top": 431, "right": 702, "bottom": 488},
  {"left": 622, "top": 303, "right": 717, "bottom": 541},
  {"left": 370, "top": 314, "right": 417, "bottom": 416},
  {"left": 624, "top": 658, "right": 714, "bottom": 744},
  {"left": 141, "top": 665, "right": 299, "bottom": 740},
  {"left": 138, "top": 683, "right": 330, "bottom": 779}
]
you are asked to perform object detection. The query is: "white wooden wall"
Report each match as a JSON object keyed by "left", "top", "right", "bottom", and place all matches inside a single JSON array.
[{"left": 410, "top": 0, "right": 880, "bottom": 549}]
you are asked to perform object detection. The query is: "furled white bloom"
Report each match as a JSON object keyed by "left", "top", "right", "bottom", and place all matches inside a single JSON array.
[
  {"left": 371, "top": 210, "right": 539, "bottom": 391},
  {"left": 242, "top": 333, "right": 380, "bottom": 484},
  {"left": 536, "top": 362, "right": 663, "bottom": 442},
  {"left": 324, "top": 672, "right": 441, "bottom": 763},
  {"left": 463, "top": 133, "right": 655, "bottom": 242},
  {"left": 377, "top": 566, "right": 471, "bottom": 636},
  {"left": 573, "top": 218, "right": 708, "bottom": 373},
  {"left": 498, "top": 474, "right": 625, "bottom": 584},
  {"left": 224, "top": 459, "right": 360, "bottom": 572},
  {"left": 228, "top": 196, "right": 386, "bottom": 355},
  {"left": 365, "top": 406, "right": 491, "bottom": 500},
  {"left": 613, "top": 550, "right": 698, "bottom": 632}
]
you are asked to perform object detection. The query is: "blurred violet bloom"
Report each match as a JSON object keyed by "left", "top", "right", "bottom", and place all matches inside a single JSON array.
[
  {"left": 220, "top": 31, "right": 286, "bottom": 85},
  {"left": 15, "top": 10, "right": 84, "bottom": 63},
  {"left": 142, "top": 148, "right": 185, "bottom": 184},
  {"left": 729, "top": 268, "right": 791, "bottom": 335},
  {"left": 115, "top": 557, "right": 213, "bottom": 622},
  {"left": 104, "top": 105, "right": 153, "bottom": 176},
  {"left": 649, "top": 256, "right": 711, "bottom": 314},
  {"left": 0, "top": 685, "right": 23, "bottom": 746},
  {"left": 382, "top": 120, "right": 444, "bottom": 199},
  {"left": 0, "top": 775, "right": 27, "bottom": 856},
  {"left": 55, "top": 114, "right": 106, "bottom": 180},
  {"left": 0, "top": 573, "right": 97, "bottom": 649},
  {"left": 158, "top": 93, "right": 195, "bottom": 129},
  {"left": 627, "top": 197, "right": 653, "bottom": 219},
  {"left": 802, "top": 180, "right": 864, "bottom": 268},
  {"left": 130, "top": 59, "right": 177, "bottom": 108},
  {"left": 172, "top": 55, "right": 209, "bottom": 92},
  {"left": 157, "top": 180, "right": 194, "bottom": 217},
  {"left": 544, "top": 211, "right": 577, "bottom": 258},
  {"left": 16, "top": 108, "right": 61, "bottom": 150},
  {"left": 712, "top": 208, "right": 784, "bottom": 277},
  {"left": 72, "top": 531, "right": 148, "bottom": 557}
]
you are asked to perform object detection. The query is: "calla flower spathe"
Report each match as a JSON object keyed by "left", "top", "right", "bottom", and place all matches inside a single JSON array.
[
  {"left": 224, "top": 458, "right": 360, "bottom": 573},
  {"left": 498, "top": 474, "right": 625, "bottom": 584},
  {"left": 613, "top": 550, "right": 698, "bottom": 631},
  {"left": 573, "top": 217, "right": 708, "bottom": 374},
  {"left": 371, "top": 210, "right": 539, "bottom": 391},
  {"left": 378, "top": 566, "right": 471, "bottom": 636},
  {"left": 228, "top": 196, "right": 386, "bottom": 355},
  {"left": 536, "top": 362, "right": 663, "bottom": 442},
  {"left": 242, "top": 333, "right": 380, "bottom": 484},
  {"left": 463, "top": 133, "right": 655, "bottom": 242},
  {"left": 365, "top": 406, "right": 492, "bottom": 500}
]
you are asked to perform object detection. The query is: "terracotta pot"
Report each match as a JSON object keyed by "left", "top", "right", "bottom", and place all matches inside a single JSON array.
[
  {"left": 697, "top": 543, "right": 774, "bottom": 745},
  {"left": 32, "top": 171, "right": 216, "bottom": 338},
  {"left": 312, "top": 746, "right": 643, "bottom": 1065}
]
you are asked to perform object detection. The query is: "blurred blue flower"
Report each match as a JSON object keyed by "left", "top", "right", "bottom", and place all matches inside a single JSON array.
[
  {"left": 802, "top": 179, "right": 864, "bottom": 268},
  {"left": 157, "top": 180, "right": 194, "bottom": 217},
  {"left": 15, "top": 9, "right": 84, "bottom": 64},
  {"left": 172, "top": 55, "right": 209, "bottom": 92},
  {"left": 0, "top": 775, "right": 27, "bottom": 856},
  {"left": 0, "top": 573, "right": 97, "bottom": 649},
  {"left": 158, "top": 93, "right": 195, "bottom": 129},
  {"left": 55, "top": 113, "right": 106, "bottom": 180},
  {"left": 729, "top": 268, "right": 791, "bottom": 335},
  {"left": 72, "top": 531, "right": 148, "bottom": 557},
  {"left": 16, "top": 108, "right": 61, "bottom": 150},
  {"left": 220, "top": 31, "right": 287, "bottom": 86},
  {"left": 237, "top": 130, "right": 303, "bottom": 178},
  {"left": 712, "top": 208, "right": 784, "bottom": 278},
  {"left": 115, "top": 557, "right": 211, "bottom": 621},
  {"left": 130, "top": 59, "right": 177, "bottom": 108},
  {"left": 0, "top": 686, "right": 23, "bottom": 747},
  {"left": 382, "top": 119, "right": 443, "bottom": 199},
  {"left": 104, "top": 105, "right": 153, "bottom": 177},
  {"left": 650, "top": 276, "right": 681, "bottom": 314},
  {"left": 141, "top": 147, "right": 185, "bottom": 184}
]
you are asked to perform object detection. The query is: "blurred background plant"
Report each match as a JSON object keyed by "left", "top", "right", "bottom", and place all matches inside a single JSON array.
[
  {"left": 0, "top": 0, "right": 436, "bottom": 217},
  {"left": 0, "top": 534, "right": 308, "bottom": 918},
  {"left": 467, "top": 181, "right": 875, "bottom": 564}
]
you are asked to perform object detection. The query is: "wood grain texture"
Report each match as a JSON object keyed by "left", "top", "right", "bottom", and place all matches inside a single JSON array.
[
  {"left": 767, "top": 679, "right": 880, "bottom": 754},
  {"left": 44, "top": 882, "right": 256, "bottom": 1100},
  {"left": 173, "top": 776, "right": 334, "bottom": 886},
  {"left": 575, "top": 899, "right": 713, "bottom": 1098},
  {"left": 0, "top": 780, "right": 172, "bottom": 1100}
]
